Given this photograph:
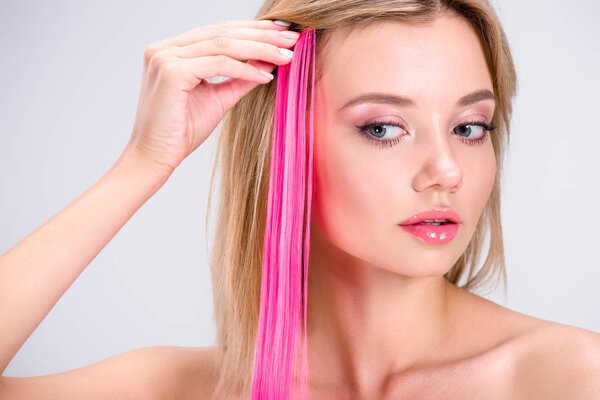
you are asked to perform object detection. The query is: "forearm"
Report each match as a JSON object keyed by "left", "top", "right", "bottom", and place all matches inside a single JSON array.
[{"left": 0, "top": 150, "right": 172, "bottom": 375}]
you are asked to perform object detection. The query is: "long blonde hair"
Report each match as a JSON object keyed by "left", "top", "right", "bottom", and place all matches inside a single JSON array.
[{"left": 205, "top": 0, "right": 517, "bottom": 397}]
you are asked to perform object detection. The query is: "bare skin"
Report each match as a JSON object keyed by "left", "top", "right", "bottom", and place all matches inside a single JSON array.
[
  {"left": 299, "top": 17, "right": 600, "bottom": 400},
  {"left": 188, "top": 14, "right": 600, "bottom": 400},
  {"left": 0, "top": 18, "right": 297, "bottom": 399},
  {"left": 193, "top": 305, "right": 600, "bottom": 400},
  {"left": 1, "top": 15, "right": 599, "bottom": 400},
  {"left": 304, "top": 15, "right": 501, "bottom": 398}
]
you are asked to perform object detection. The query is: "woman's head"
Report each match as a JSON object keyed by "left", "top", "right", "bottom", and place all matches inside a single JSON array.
[
  {"left": 207, "top": 0, "right": 517, "bottom": 398},
  {"left": 311, "top": 15, "right": 497, "bottom": 281}
]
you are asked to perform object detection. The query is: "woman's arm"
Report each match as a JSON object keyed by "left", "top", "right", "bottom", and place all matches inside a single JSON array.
[{"left": 0, "top": 148, "right": 172, "bottom": 376}]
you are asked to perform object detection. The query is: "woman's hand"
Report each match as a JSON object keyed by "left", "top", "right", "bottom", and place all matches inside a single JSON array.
[{"left": 123, "top": 19, "right": 299, "bottom": 175}]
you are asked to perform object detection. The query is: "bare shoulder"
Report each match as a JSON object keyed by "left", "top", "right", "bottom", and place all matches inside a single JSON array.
[
  {"left": 0, "top": 345, "right": 221, "bottom": 400},
  {"left": 153, "top": 345, "right": 221, "bottom": 400},
  {"left": 105, "top": 345, "right": 222, "bottom": 400},
  {"left": 509, "top": 320, "right": 600, "bottom": 399},
  {"left": 448, "top": 286, "right": 600, "bottom": 399}
]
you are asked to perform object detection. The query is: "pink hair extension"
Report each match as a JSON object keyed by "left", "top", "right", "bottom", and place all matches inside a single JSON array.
[{"left": 252, "top": 28, "right": 316, "bottom": 400}]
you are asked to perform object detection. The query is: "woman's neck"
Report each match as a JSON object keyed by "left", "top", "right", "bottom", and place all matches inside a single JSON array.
[{"left": 305, "top": 228, "right": 458, "bottom": 398}]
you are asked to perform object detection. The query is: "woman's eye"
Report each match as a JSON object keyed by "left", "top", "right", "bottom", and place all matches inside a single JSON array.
[
  {"left": 355, "top": 121, "right": 407, "bottom": 148},
  {"left": 373, "top": 124, "right": 401, "bottom": 139},
  {"left": 357, "top": 121, "right": 406, "bottom": 140},
  {"left": 355, "top": 119, "right": 496, "bottom": 149},
  {"left": 454, "top": 124, "right": 484, "bottom": 139}
]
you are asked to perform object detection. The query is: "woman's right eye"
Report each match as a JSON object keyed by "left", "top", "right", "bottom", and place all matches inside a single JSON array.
[{"left": 355, "top": 121, "right": 408, "bottom": 148}]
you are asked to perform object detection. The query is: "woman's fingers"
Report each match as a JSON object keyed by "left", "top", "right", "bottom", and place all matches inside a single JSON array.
[
  {"left": 173, "top": 27, "right": 299, "bottom": 58},
  {"left": 205, "top": 59, "right": 277, "bottom": 111},
  {"left": 166, "top": 19, "right": 291, "bottom": 47},
  {"left": 170, "top": 36, "right": 295, "bottom": 67},
  {"left": 144, "top": 21, "right": 298, "bottom": 85},
  {"left": 177, "top": 54, "right": 276, "bottom": 87},
  {"left": 126, "top": 19, "right": 295, "bottom": 171}
]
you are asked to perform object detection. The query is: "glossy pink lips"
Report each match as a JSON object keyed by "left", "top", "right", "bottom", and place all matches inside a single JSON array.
[
  {"left": 400, "top": 222, "right": 458, "bottom": 244},
  {"left": 399, "top": 208, "right": 461, "bottom": 244}
]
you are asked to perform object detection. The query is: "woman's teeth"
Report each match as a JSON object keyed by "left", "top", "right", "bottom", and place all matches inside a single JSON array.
[{"left": 418, "top": 219, "right": 449, "bottom": 225}]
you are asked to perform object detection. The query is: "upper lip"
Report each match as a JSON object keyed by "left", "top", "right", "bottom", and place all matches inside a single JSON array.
[{"left": 399, "top": 208, "right": 462, "bottom": 225}]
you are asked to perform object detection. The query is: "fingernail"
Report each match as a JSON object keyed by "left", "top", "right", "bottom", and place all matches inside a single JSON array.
[
  {"left": 279, "top": 48, "right": 294, "bottom": 59},
  {"left": 280, "top": 30, "right": 300, "bottom": 40},
  {"left": 273, "top": 20, "right": 291, "bottom": 27},
  {"left": 259, "top": 70, "right": 274, "bottom": 80}
]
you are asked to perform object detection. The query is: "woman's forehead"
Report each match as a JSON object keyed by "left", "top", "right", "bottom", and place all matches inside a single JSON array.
[{"left": 315, "top": 17, "right": 494, "bottom": 111}]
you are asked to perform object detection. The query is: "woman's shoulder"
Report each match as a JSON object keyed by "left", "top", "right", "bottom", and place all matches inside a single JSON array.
[
  {"left": 0, "top": 345, "right": 223, "bottom": 400},
  {"left": 143, "top": 345, "right": 222, "bottom": 400},
  {"left": 166, "top": 295, "right": 600, "bottom": 399},
  {"left": 175, "top": 346, "right": 250, "bottom": 400},
  {"left": 457, "top": 290, "right": 600, "bottom": 398},
  {"left": 508, "top": 318, "right": 600, "bottom": 398},
  {"left": 113, "top": 345, "right": 224, "bottom": 400}
]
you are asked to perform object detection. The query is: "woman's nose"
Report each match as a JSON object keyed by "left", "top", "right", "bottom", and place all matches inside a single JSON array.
[{"left": 411, "top": 128, "right": 463, "bottom": 193}]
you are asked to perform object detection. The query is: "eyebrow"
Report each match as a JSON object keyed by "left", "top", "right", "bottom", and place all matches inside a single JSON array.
[{"left": 337, "top": 89, "right": 496, "bottom": 113}]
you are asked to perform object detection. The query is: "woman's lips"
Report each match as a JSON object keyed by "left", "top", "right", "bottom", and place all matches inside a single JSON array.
[
  {"left": 399, "top": 222, "right": 459, "bottom": 244},
  {"left": 399, "top": 208, "right": 462, "bottom": 225}
]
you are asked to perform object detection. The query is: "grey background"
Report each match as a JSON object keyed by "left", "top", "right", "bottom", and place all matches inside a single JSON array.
[{"left": 1, "top": 0, "right": 598, "bottom": 376}]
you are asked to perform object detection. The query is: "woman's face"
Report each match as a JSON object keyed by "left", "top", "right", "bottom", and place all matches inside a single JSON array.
[{"left": 311, "top": 15, "right": 497, "bottom": 276}]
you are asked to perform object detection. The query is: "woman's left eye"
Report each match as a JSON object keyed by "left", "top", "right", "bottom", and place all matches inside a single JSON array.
[{"left": 355, "top": 119, "right": 496, "bottom": 149}]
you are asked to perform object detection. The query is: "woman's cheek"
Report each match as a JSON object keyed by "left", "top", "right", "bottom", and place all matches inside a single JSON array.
[{"left": 312, "top": 140, "right": 377, "bottom": 248}]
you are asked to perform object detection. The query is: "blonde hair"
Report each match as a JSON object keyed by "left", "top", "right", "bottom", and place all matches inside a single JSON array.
[{"left": 205, "top": 0, "right": 517, "bottom": 397}]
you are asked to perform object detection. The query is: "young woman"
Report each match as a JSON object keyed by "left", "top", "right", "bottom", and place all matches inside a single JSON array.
[{"left": 1, "top": 0, "right": 599, "bottom": 399}]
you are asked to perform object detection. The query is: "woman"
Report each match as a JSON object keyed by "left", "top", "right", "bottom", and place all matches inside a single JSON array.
[{"left": 1, "top": 0, "right": 598, "bottom": 399}]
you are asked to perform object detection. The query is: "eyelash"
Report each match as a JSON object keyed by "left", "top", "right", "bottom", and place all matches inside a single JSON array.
[{"left": 355, "top": 119, "right": 497, "bottom": 149}]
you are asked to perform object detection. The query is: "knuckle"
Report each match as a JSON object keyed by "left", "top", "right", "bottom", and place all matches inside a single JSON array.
[
  {"left": 209, "top": 22, "right": 230, "bottom": 37},
  {"left": 152, "top": 52, "right": 167, "bottom": 66},
  {"left": 149, "top": 52, "right": 171, "bottom": 72},
  {"left": 211, "top": 36, "right": 230, "bottom": 50},
  {"left": 161, "top": 61, "right": 180, "bottom": 79},
  {"left": 215, "top": 54, "right": 229, "bottom": 66},
  {"left": 143, "top": 42, "right": 160, "bottom": 61}
]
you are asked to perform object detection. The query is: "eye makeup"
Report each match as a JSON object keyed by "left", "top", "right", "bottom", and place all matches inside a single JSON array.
[{"left": 354, "top": 119, "right": 497, "bottom": 149}]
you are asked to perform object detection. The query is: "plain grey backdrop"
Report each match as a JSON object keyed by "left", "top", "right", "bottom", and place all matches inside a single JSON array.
[{"left": 1, "top": 0, "right": 598, "bottom": 376}]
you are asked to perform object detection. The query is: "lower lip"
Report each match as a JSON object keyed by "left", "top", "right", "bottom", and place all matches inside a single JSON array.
[{"left": 400, "top": 223, "right": 459, "bottom": 244}]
